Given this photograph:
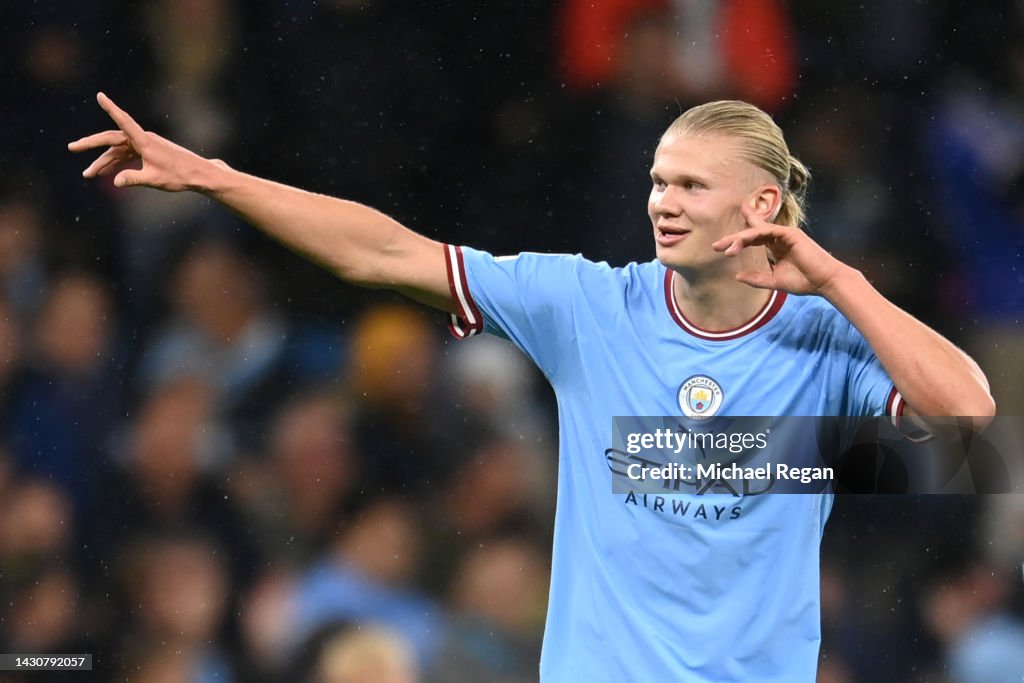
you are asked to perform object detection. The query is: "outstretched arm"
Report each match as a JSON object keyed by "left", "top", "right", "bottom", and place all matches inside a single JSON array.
[
  {"left": 713, "top": 205, "right": 995, "bottom": 432},
  {"left": 68, "top": 93, "right": 454, "bottom": 312}
]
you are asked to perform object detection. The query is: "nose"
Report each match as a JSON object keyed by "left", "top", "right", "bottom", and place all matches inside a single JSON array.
[{"left": 652, "top": 185, "right": 683, "bottom": 217}]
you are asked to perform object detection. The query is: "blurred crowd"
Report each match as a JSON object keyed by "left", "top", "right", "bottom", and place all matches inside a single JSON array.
[{"left": 2, "top": 1, "right": 1024, "bottom": 682}]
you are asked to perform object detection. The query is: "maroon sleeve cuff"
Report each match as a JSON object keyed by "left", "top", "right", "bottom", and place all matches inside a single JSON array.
[
  {"left": 886, "top": 387, "right": 933, "bottom": 443},
  {"left": 444, "top": 244, "right": 484, "bottom": 339}
]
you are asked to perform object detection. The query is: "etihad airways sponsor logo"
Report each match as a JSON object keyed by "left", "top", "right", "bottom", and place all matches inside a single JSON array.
[{"left": 623, "top": 491, "right": 744, "bottom": 521}]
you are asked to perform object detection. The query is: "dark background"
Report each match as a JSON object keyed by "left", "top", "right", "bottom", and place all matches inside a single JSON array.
[{"left": 1, "top": 1, "right": 1023, "bottom": 681}]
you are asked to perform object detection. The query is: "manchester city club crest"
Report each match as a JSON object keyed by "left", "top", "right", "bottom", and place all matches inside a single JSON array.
[{"left": 678, "top": 375, "right": 724, "bottom": 418}]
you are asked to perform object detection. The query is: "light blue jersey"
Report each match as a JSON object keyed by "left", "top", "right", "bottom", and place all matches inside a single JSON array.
[{"left": 444, "top": 246, "right": 903, "bottom": 682}]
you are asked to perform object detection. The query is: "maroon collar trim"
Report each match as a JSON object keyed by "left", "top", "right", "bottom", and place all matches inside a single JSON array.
[{"left": 663, "top": 270, "right": 787, "bottom": 341}]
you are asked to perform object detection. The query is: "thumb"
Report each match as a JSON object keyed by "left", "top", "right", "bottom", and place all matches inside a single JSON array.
[
  {"left": 735, "top": 271, "right": 774, "bottom": 290},
  {"left": 114, "top": 169, "right": 144, "bottom": 187}
]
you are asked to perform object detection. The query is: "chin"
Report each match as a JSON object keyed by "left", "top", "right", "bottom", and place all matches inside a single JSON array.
[
  {"left": 656, "top": 247, "right": 720, "bottom": 276},
  {"left": 654, "top": 245, "right": 691, "bottom": 269}
]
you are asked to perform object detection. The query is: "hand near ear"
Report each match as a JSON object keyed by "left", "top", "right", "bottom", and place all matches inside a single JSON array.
[{"left": 712, "top": 205, "right": 845, "bottom": 296}]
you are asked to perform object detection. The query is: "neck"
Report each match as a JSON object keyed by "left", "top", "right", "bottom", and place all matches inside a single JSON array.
[{"left": 671, "top": 267, "right": 773, "bottom": 332}]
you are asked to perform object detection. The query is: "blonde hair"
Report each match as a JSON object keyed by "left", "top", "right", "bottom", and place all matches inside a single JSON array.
[
  {"left": 664, "top": 100, "right": 810, "bottom": 228},
  {"left": 316, "top": 626, "right": 417, "bottom": 683}
]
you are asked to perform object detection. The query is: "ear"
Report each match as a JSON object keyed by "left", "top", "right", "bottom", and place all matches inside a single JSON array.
[{"left": 747, "top": 185, "right": 783, "bottom": 222}]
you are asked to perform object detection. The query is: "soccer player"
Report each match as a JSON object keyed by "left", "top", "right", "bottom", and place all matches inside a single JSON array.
[{"left": 70, "top": 93, "right": 994, "bottom": 681}]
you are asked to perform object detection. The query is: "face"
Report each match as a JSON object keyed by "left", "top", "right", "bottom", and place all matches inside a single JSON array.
[{"left": 648, "top": 133, "right": 777, "bottom": 273}]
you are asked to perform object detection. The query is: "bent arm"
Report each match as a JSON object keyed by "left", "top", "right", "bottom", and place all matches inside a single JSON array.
[
  {"left": 716, "top": 207, "right": 996, "bottom": 433},
  {"left": 822, "top": 266, "right": 994, "bottom": 432},
  {"left": 69, "top": 93, "right": 453, "bottom": 312}
]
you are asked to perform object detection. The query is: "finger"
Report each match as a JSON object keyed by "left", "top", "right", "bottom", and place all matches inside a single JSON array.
[
  {"left": 82, "top": 146, "right": 131, "bottom": 178},
  {"left": 720, "top": 227, "right": 782, "bottom": 253},
  {"left": 741, "top": 203, "right": 774, "bottom": 228},
  {"left": 68, "top": 130, "right": 128, "bottom": 152},
  {"left": 91, "top": 149, "right": 138, "bottom": 178},
  {"left": 712, "top": 235, "right": 742, "bottom": 254},
  {"left": 96, "top": 92, "right": 148, "bottom": 143},
  {"left": 712, "top": 238, "right": 743, "bottom": 256},
  {"left": 114, "top": 168, "right": 148, "bottom": 188},
  {"left": 712, "top": 233, "right": 739, "bottom": 252},
  {"left": 712, "top": 226, "right": 778, "bottom": 253}
]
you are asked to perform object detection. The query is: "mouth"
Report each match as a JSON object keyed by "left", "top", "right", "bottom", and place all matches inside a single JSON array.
[{"left": 656, "top": 225, "right": 691, "bottom": 246}]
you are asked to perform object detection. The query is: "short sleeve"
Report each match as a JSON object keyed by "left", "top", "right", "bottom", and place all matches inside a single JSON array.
[
  {"left": 444, "top": 245, "right": 582, "bottom": 379},
  {"left": 843, "top": 322, "right": 941, "bottom": 444},
  {"left": 844, "top": 324, "right": 904, "bottom": 422}
]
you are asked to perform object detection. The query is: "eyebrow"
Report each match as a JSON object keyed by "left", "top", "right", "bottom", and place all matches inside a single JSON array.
[{"left": 649, "top": 169, "right": 714, "bottom": 185}]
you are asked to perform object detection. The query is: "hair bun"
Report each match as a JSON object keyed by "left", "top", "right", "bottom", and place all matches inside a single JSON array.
[{"left": 787, "top": 155, "right": 810, "bottom": 200}]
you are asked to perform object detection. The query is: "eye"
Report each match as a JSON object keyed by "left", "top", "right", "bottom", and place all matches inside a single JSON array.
[
  {"left": 651, "top": 178, "right": 666, "bottom": 191},
  {"left": 683, "top": 180, "right": 703, "bottom": 191}
]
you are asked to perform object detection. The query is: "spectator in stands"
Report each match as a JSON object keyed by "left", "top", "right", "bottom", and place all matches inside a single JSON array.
[
  {"left": 288, "top": 497, "right": 447, "bottom": 670},
  {"left": 115, "top": 535, "right": 235, "bottom": 683},
  {"left": 5, "top": 271, "right": 122, "bottom": 520},
  {"left": 432, "top": 538, "right": 549, "bottom": 683},
  {"left": 228, "top": 390, "right": 358, "bottom": 564},
  {"left": 137, "top": 238, "right": 294, "bottom": 448},
  {"left": 312, "top": 624, "right": 419, "bottom": 683},
  {"left": 923, "top": 554, "right": 1024, "bottom": 682}
]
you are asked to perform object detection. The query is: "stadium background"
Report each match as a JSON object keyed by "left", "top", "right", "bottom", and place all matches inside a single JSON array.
[{"left": 2, "top": 0, "right": 1024, "bottom": 681}]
